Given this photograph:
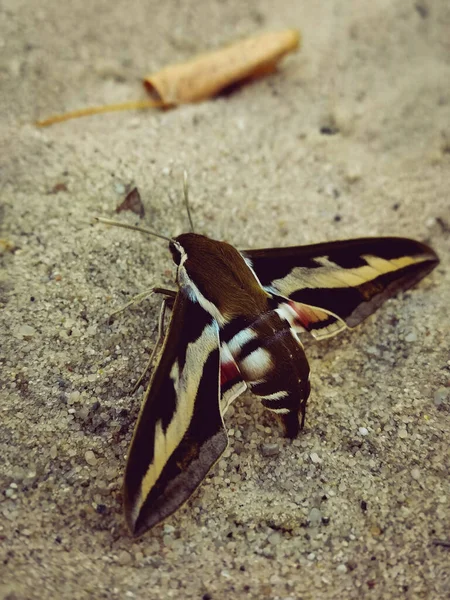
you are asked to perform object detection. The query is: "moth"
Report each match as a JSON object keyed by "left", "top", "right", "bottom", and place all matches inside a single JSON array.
[{"left": 98, "top": 199, "right": 439, "bottom": 537}]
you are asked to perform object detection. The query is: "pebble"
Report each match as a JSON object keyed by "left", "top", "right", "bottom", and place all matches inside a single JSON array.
[
  {"left": 307, "top": 553, "right": 316, "bottom": 561},
  {"left": 14, "top": 324, "right": 36, "bottom": 339},
  {"left": 405, "top": 331, "right": 417, "bottom": 343},
  {"left": 366, "top": 346, "right": 380, "bottom": 356},
  {"left": 370, "top": 524, "right": 382, "bottom": 537},
  {"left": 308, "top": 508, "right": 322, "bottom": 527},
  {"left": 398, "top": 428, "right": 408, "bottom": 439},
  {"left": 68, "top": 391, "right": 81, "bottom": 405},
  {"left": 268, "top": 532, "right": 282, "bottom": 545},
  {"left": 310, "top": 453, "right": 322, "bottom": 464},
  {"left": 336, "top": 564, "right": 348, "bottom": 573},
  {"left": 434, "top": 388, "right": 449, "bottom": 406},
  {"left": 85, "top": 450, "right": 97, "bottom": 466},
  {"left": 105, "top": 467, "right": 118, "bottom": 481},
  {"left": 50, "top": 445, "right": 58, "bottom": 459},
  {"left": 358, "top": 427, "right": 369, "bottom": 436},
  {"left": 345, "top": 163, "right": 362, "bottom": 183},
  {"left": 117, "top": 550, "right": 132, "bottom": 566},
  {"left": 411, "top": 468, "right": 421, "bottom": 480},
  {"left": 260, "top": 443, "right": 280, "bottom": 457},
  {"left": 163, "top": 524, "right": 175, "bottom": 535}
]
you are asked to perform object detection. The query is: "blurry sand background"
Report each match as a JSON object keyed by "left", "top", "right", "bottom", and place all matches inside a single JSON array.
[{"left": 1, "top": 1, "right": 450, "bottom": 598}]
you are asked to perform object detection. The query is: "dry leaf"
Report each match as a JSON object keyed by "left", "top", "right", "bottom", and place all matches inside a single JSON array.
[
  {"left": 116, "top": 187, "right": 145, "bottom": 218},
  {"left": 144, "top": 29, "right": 300, "bottom": 105},
  {"left": 48, "top": 182, "right": 68, "bottom": 194},
  {"left": 36, "top": 29, "right": 300, "bottom": 127}
]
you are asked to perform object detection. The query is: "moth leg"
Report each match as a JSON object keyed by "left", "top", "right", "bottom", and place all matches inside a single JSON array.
[
  {"left": 132, "top": 295, "right": 175, "bottom": 393},
  {"left": 109, "top": 286, "right": 176, "bottom": 318}
]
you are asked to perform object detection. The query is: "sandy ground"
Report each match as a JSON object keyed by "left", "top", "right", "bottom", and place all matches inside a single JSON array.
[{"left": 1, "top": 1, "right": 450, "bottom": 598}]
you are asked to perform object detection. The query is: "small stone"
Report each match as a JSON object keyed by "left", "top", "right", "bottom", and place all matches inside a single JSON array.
[
  {"left": 268, "top": 532, "right": 282, "bottom": 545},
  {"left": 358, "top": 427, "right": 369, "bottom": 436},
  {"left": 77, "top": 407, "right": 90, "bottom": 420},
  {"left": 260, "top": 443, "right": 280, "bottom": 457},
  {"left": 117, "top": 550, "right": 132, "bottom": 566},
  {"left": 307, "top": 552, "right": 316, "bottom": 561},
  {"left": 366, "top": 346, "right": 380, "bottom": 356},
  {"left": 434, "top": 388, "right": 449, "bottom": 406},
  {"left": 398, "top": 428, "right": 408, "bottom": 439},
  {"left": 405, "top": 331, "right": 417, "bottom": 343},
  {"left": 370, "top": 524, "right": 382, "bottom": 537},
  {"left": 68, "top": 391, "right": 81, "bottom": 405},
  {"left": 310, "top": 452, "right": 322, "bottom": 464},
  {"left": 50, "top": 445, "right": 57, "bottom": 459},
  {"left": 105, "top": 467, "right": 118, "bottom": 481},
  {"left": 345, "top": 163, "right": 362, "bottom": 183},
  {"left": 337, "top": 564, "right": 348, "bottom": 573},
  {"left": 85, "top": 450, "right": 97, "bottom": 466},
  {"left": 163, "top": 524, "right": 175, "bottom": 535},
  {"left": 411, "top": 468, "right": 421, "bottom": 480},
  {"left": 307, "top": 507, "right": 322, "bottom": 527},
  {"left": 14, "top": 324, "right": 36, "bottom": 339}
]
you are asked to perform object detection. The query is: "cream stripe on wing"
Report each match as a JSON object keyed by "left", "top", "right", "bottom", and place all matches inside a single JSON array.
[
  {"left": 133, "top": 322, "right": 219, "bottom": 522},
  {"left": 272, "top": 254, "right": 427, "bottom": 295}
]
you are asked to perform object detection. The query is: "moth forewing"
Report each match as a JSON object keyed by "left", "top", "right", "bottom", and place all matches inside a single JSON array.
[{"left": 123, "top": 291, "right": 228, "bottom": 536}]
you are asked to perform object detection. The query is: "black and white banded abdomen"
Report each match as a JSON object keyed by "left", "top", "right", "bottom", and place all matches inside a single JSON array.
[{"left": 223, "top": 310, "right": 311, "bottom": 437}]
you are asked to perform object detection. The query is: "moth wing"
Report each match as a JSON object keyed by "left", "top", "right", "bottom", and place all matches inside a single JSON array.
[
  {"left": 243, "top": 237, "right": 439, "bottom": 330},
  {"left": 124, "top": 291, "right": 227, "bottom": 537}
]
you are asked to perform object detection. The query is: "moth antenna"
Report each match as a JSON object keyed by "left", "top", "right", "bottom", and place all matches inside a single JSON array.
[
  {"left": 94, "top": 217, "right": 172, "bottom": 242},
  {"left": 183, "top": 170, "right": 195, "bottom": 233}
]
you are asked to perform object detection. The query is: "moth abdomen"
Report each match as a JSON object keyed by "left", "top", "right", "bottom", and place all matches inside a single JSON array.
[{"left": 225, "top": 310, "right": 311, "bottom": 437}]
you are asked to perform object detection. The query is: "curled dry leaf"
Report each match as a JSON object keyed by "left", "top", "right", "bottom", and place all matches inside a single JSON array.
[
  {"left": 116, "top": 187, "right": 145, "bottom": 219},
  {"left": 144, "top": 29, "right": 300, "bottom": 105},
  {"left": 36, "top": 29, "right": 300, "bottom": 127}
]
